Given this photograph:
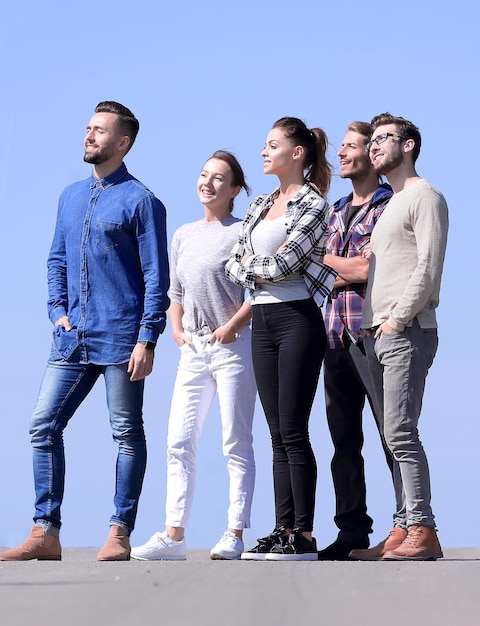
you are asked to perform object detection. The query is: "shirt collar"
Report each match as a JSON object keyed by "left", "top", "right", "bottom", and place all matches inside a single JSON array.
[
  {"left": 332, "top": 182, "right": 392, "bottom": 213},
  {"left": 90, "top": 163, "right": 128, "bottom": 190}
]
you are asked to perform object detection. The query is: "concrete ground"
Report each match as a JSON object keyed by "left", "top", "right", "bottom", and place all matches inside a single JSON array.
[{"left": 1, "top": 547, "right": 479, "bottom": 626}]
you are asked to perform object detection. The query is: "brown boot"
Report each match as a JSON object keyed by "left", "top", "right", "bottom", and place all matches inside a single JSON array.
[
  {"left": 383, "top": 524, "right": 443, "bottom": 561},
  {"left": 0, "top": 525, "right": 61, "bottom": 561},
  {"left": 349, "top": 527, "right": 407, "bottom": 561},
  {"left": 97, "top": 525, "right": 131, "bottom": 561}
]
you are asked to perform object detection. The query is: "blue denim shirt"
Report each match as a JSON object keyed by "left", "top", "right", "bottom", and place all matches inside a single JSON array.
[{"left": 47, "top": 163, "right": 170, "bottom": 364}]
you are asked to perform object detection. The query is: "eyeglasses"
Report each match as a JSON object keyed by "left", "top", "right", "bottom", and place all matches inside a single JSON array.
[{"left": 366, "top": 132, "right": 407, "bottom": 152}]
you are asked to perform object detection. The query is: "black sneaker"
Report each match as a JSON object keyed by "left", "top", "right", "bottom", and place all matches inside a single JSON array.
[
  {"left": 241, "top": 527, "right": 286, "bottom": 561},
  {"left": 265, "top": 528, "right": 318, "bottom": 561}
]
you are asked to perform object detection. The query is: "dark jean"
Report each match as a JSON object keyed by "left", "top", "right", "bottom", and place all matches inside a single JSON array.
[
  {"left": 323, "top": 334, "right": 395, "bottom": 545},
  {"left": 30, "top": 356, "right": 146, "bottom": 534},
  {"left": 252, "top": 299, "right": 326, "bottom": 531}
]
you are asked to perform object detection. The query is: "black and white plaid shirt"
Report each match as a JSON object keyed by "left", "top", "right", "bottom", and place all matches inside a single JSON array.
[{"left": 225, "top": 182, "right": 337, "bottom": 306}]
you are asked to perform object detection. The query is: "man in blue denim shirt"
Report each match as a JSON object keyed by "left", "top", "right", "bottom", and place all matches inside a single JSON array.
[{"left": 0, "top": 101, "right": 170, "bottom": 562}]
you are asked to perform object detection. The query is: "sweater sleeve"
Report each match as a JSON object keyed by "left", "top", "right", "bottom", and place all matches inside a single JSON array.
[{"left": 389, "top": 187, "right": 448, "bottom": 328}]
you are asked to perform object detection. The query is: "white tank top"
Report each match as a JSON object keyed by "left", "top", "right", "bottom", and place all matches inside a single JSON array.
[{"left": 250, "top": 215, "right": 310, "bottom": 305}]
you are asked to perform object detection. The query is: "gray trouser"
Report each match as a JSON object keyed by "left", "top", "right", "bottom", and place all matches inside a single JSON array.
[{"left": 364, "top": 320, "right": 438, "bottom": 528}]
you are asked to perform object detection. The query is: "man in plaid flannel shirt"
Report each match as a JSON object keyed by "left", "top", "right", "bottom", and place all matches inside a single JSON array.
[{"left": 317, "top": 121, "right": 396, "bottom": 560}]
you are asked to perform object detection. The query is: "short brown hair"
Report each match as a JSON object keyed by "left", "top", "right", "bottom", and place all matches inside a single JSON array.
[
  {"left": 346, "top": 121, "right": 373, "bottom": 144},
  {"left": 371, "top": 112, "right": 421, "bottom": 163}
]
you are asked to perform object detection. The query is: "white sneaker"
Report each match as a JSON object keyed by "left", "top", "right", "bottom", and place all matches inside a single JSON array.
[
  {"left": 210, "top": 531, "right": 244, "bottom": 560},
  {"left": 131, "top": 531, "right": 186, "bottom": 561}
]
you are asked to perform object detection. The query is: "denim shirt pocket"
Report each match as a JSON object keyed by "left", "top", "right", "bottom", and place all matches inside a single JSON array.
[
  {"left": 52, "top": 325, "right": 79, "bottom": 360},
  {"left": 95, "top": 220, "right": 123, "bottom": 252}
]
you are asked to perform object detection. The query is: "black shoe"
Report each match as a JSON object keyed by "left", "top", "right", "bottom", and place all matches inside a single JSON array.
[
  {"left": 317, "top": 539, "right": 363, "bottom": 561},
  {"left": 265, "top": 528, "right": 318, "bottom": 561},
  {"left": 241, "top": 527, "right": 286, "bottom": 561}
]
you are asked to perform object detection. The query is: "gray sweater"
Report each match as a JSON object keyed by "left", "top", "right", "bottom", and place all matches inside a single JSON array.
[
  {"left": 362, "top": 179, "right": 448, "bottom": 330},
  {"left": 169, "top": 218, "right": 246, "bottom": 333}
]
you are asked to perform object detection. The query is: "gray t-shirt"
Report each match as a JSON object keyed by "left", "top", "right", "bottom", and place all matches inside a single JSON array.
[{"left": 169, "top": 218, "right": 246, "bottom": 333}]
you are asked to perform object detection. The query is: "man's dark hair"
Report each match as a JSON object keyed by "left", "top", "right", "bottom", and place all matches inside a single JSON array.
[
  {"left": 371, "top": 112, "right": 422, "bottom": 164},
  {"left": 95, "top": 101, "right": 140, "bottom": 153}
]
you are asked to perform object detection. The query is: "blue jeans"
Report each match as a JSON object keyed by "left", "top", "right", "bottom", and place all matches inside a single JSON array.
[
  {"left": 364, "top": 321, "right": 438, "bottom": 528},
  {"left": 30, "top": 356, "right": 146, "bottom": 534}
]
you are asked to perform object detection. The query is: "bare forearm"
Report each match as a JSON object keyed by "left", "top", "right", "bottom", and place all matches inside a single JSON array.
[
  {"left": 324, "top": 253, "right": 369, "bottom": 284},
  {"left": 168, "top": 302, "right": 190, "bottom": 346},
  {"left": 168, "top": 302, "right": 184, "bottom": 332},
  {"left": 224, "top": 301, "right": 252, "bottom": 333},
  {"left": 209, "top": 301, "right": 252, "bottom": 345}
]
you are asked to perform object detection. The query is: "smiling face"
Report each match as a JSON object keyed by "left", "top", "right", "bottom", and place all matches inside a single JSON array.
[
  {"left": 197, "top": 158, "right": 240, "bottom": 212},
  {"left": 83, "top": 112, "right": 127, "bottom": 165},
  {"left": 369, "top": 123, "right": 406, "bottom": 176},
  {"left": 337, "top": 130, "right": 372, "bottom": 181},
  {"left": 261, "top": 127, "right": 301, "bottom": 177}
]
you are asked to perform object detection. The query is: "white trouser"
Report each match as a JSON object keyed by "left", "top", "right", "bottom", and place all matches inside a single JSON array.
[{"left": 165, "top": 326, "right": 256, "bottom": 530}]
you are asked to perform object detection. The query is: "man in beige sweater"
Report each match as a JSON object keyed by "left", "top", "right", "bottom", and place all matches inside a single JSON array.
[{"left": 350, "top": 113, "right": 448, "bottom": 561}]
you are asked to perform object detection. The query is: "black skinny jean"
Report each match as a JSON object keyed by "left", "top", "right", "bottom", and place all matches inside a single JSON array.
[{"left": 252, "top": 298, "right": 326, "bottom": 531}]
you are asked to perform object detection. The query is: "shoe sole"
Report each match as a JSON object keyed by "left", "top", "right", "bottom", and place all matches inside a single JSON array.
[
  {"left": 265, "top": 553, "right": 318, "bottom": 561},
  {"left": 241, "top": 553, "right": 267, "bottom": 561},
  {"left": 382, "top": 552, "right": 444, "bottom": 561},
  {"left": 349, "top": 555, "right": 383, "bottom": 561},
  {"left": 0, "top": 555, "right": 62, "bottom": 561},
  {"left": 130, "top": 554, "right": 186, "bottom": 561},
  {"left": 317, "top": 555, "right": 354, "bottom": 561},
  {"left": 210, "top": 553, "right": 241, "bottom": 560}
]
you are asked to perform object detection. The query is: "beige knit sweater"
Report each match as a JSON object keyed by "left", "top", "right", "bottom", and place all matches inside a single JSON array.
[{"left": 361, "top": 179, "right": 448, "bottom": 330}]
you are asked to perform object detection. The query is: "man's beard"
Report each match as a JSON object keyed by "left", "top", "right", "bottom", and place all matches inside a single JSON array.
[
  {"left": 83, "top": 145, "right": 114, "bottom": 165},
  {"left": 372, "top": 149, "right": 404, "bottom": 176}
]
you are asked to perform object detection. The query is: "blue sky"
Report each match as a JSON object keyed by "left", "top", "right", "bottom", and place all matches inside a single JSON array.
[{"left": 0, "top": 0, "right": 478, "bottom": 550}]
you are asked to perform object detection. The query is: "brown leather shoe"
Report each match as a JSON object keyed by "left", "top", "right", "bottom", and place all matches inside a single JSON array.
[
  {"left": 383, "top": 524, "right": 443, "bottom": 561},
  {"left": 97, "top": 525, "right": 131, "bottom": 561},
  {"left": 349, "top": 527, "right": 408, "bottom": 561},
  {"left": 0, "top": 525, "right": 61, "bottom": 561}
]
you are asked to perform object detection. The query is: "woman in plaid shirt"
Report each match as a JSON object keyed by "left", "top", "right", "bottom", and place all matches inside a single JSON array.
[{"left": 226, "top": 117, "right": 336, "bottom": 560}]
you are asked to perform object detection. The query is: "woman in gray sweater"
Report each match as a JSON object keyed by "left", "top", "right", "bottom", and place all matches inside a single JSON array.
[{"left": 132, "top": 151, "right": 256, "bottom": 561}]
